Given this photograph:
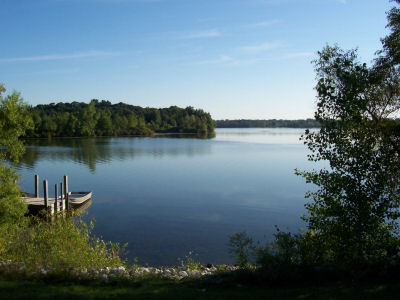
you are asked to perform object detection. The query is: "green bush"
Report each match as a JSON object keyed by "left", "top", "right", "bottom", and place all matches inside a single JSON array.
[
  {"left": 255, "top": 229, "right": 327, "bottom": 271},
  {"left": 228, "top": 229, "right": 327, "bottom": 271},
  {"left": 228, "top": 232, "right": 254, "bottom": 267},
  {"left": 178, "top": 251, "right": 202, "bottom": 271},
  {"left": 0, "top": 216, "right": 126, "bottom": 272},
  {"left": 0, "top": 164, "right": 27, "bottom": 226}
]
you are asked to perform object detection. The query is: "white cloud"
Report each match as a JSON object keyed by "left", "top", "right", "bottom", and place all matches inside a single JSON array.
[
  {"left": 24, "top": 68, "right": 80, "bottom": 76},
  {"left": 190, "top": 55, "right": 234, "bottom": 65},
  {"left": 179, "top": 29, "right": 221, "bottom": 39},
  {"left": 189, "top": 55, "right": 267, "bottom": 67},
  {"left": 240, "top": 41, "right": 284, "bottom": 53},
  {"left": 247, "top": 20, "right": 282, "bottom": 28},
  {"left": 282, "top": 52, "right": 314, "bottom": 59},
  {"left": 0, "top": 50, "right": 120, "bottom": 63}
]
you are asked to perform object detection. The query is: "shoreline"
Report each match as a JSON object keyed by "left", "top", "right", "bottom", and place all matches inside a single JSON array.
[{"left": 0, "top": 260, "right": 241, "bottom": 282}]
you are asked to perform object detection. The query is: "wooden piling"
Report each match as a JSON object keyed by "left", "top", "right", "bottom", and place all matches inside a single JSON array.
[
  {"left": 43, "top": 180, "right": 48, "bottom": 208},
  {"left": 64, "top": 175, "right": 69, "bottom": 211},
  {"left": 54, "top": 184, "right": 58, "bottom": 213},
  {"left": 60, "top": 183, "right": 63, "bottom": 211},
  {"left": 35, "top": 175, "right": 39, "bottom": 198}
]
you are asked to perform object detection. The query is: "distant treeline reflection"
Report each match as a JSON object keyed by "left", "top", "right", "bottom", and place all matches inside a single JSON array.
[
  {"left": 18, "top": 137, "right": 212, "bottom": 172},
  {"left": 215, "top": 119, "right": 320, "bottom": 128}
]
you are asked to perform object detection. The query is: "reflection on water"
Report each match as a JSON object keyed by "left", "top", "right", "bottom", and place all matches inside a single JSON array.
[
  {"left": 214, "top": 128, "right": 313, "bottom": 144},
  {"left": 16, "top": 128, "right": 317, "bottom": 266},
  {"left": 20, "top": 136, "right": 213, "bottom": 172}
]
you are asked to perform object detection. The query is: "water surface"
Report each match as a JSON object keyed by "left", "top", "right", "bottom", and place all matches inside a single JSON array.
[{"left": 17, "top": 128, "right": 317, "bottom": 266}]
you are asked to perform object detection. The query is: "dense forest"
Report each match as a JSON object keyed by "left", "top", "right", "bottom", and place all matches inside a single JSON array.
[
  {"left": 25, "top": 100, "right": 215, "bottom": 138},
  {"left": 215, "top": 119, "right": 320, "bottom": 128}
]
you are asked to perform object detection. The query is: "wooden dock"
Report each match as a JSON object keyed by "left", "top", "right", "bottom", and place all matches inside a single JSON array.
[{"left": 22, "top": 175, "right": 92, "bottom": 215}]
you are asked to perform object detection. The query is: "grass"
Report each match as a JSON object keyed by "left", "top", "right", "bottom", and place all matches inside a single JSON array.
[
  {"left": 0, "top": 215, "right": 125, "bottom": 273},
  {"left": 0, "top": 274, "right": 399, "bottom": 299}
]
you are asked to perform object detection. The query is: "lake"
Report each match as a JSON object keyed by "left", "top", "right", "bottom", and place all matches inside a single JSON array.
[{"left": 16, "top": 128, "right": 318, "bottom": 266}]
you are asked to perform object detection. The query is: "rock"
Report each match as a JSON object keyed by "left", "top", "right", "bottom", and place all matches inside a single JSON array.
[
  {"left": 110, "top": 266, "right": 126, "bottom": 276},
  {"left": 178, "top": 271, "right": 188, "bottom": 277},
  {"left": 0, "top": 259, "right": 249, "bottom": 282},
  {"left": 40, "top": 267, "right": 48, "bottom": 276},
  {"left": 100, "top": 274, "right": 109, "bottom": 282},
  {"left": 190, "top": 269, "right": 200, "bottom": 277}
]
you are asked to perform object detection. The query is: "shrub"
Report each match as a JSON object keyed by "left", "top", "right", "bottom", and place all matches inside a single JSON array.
[
  {"left": 228, "top": 231, "right": 254, "bottom": 267},
  {"left": 228, "top": 228, "right": 327, "bottom": 271},
  {"left": 0, "top": 216, "right": 126, "bottom": 273}
]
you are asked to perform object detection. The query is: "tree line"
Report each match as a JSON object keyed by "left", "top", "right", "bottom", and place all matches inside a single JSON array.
[
  {"left": 215, "top": 119, "right": 320, "bottom": 128},
  {"left": 25, "top": 100, "right": 215, "bottom": 138}
]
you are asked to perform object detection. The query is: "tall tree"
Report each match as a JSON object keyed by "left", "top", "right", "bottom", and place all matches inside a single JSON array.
[
  {"left": 377, "top": 0, "right": 400, "bottom": 69},
  {"left": 297, "top": 1, "right": 400, "bottom": 266},
  {"left": 0, "top": 85, "right": 32, "bottom": 224}
]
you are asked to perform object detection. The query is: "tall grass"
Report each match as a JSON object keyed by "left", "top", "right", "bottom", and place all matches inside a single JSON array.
[{"left": 0, "top": 215, "right": 126, "bottom": 272}]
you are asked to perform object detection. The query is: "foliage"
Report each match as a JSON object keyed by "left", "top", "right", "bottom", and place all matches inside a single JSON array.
[
  {"left": 26, "top": 100, "right": 215, "bottom": 138},
  {"left": 228, "top": 229, "right": 326, "bottom": 270},
  {"left": 255, "top": 229, "right": 327, "bottom": 271},
  {"left": 228, "top": 232, "right": 254, "bottom": 267},
  {"left": 0, "top": 216, "right": 125, "bottom": 272},
  {"left": 0, "top": 85, "right": 31, "bottom": 224},
  {"left": 229, "top": 1, "right": 400, "bottom": 271},
  {"left": 296, "top": 1, "right": 400, "bottom": 267},
  {"left": 178, "top": 251, "right": 202, "bottom": 271},
  {"left": 0, "top": 86, "right": 33, "bottom": 162},
  {"left": 216, "top": 119, "right": 320, "bottom": 128},
  {"left": 377, "top": 0, "right": 400, "bottom": 69},
  {"left": 0, "top": 85, "right": 126, "bottom": 274},
  {"left": 0, "top": 164, "right": 26, "bottom": 226}
]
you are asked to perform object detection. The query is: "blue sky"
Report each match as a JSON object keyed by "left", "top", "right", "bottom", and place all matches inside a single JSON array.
[{"left": 0, "top": 0, "right": 393, "bottom": 119}]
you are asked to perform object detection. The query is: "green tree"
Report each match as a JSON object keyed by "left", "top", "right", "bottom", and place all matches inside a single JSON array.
[
  {"left": 65, "top": 114, "right": 79, "bottom": 137},
  {"left": 0, "top": 85, "right": 32, "bottom": 224},
  {"left": 96, "top": 110, "right": 113, "bottom": 136},
  {"left": 377, "top": 0, "right": 400, "bottom": 69},
  {"left": 78, "top": 100, "right": 97, "bottom": 137},
  {"left": 41, "top": 115, "right": 58, "bottom": 138},
  {"left": 297, "top": 41, "right": 400, "bottom": 266}
]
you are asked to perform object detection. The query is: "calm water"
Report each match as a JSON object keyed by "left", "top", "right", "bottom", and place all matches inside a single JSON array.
[{"left": 16, "top": 128, "right": 318, "bottom": 266}]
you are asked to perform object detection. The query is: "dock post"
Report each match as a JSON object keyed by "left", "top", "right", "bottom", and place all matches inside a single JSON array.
[
  {"left": 60, "top": 182, "right": 64, "bottom": 211},
  {"left": 43, "top": 180, "right": 48, "bottom": 209},
  {"left": 54, "top": 184, "right": 58, "bottom": 214},
  {"left": 63, "top": 175, "right": 69, "bottom": 211},
  {"left": 35, "top": 175, "right": 39, "bottom": 198}
]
